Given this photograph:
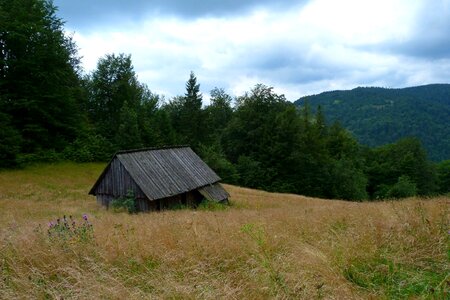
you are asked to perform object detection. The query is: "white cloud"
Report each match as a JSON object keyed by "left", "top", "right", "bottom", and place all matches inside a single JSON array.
[
  {"left": 298, "top": 0, "right": 419, "bottom": 44},
  {"left": 69, "top": 0, "right": 450, "bottom": 101}
]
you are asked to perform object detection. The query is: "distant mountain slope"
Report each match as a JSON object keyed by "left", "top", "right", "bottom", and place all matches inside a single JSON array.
[{"left": 294, "top": 84, "right": 450, "bottom": 161}]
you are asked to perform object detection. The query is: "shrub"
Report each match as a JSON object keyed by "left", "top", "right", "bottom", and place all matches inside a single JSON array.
[
  {"left": 387, "top": 176, "right": 417, "bottom": 199},
  {"left": 111, "top": 190, "right": 137, "bottom": 213},
  {"left": 63, "top": 132, "right": 114, "bottom": 162},
  {"left": 16, "top": 149, "right": 63, "bottom": 166},
  {"left": 373, "top": 184, "right": 391, "bottom": 200}
]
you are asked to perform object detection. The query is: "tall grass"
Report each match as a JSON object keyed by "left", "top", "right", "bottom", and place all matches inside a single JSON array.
[{"left": 0, "top": 163, "right": 448, "bottom": 299}]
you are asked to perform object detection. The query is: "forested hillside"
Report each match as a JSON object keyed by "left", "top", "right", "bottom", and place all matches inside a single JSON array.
[
  {"left": 295, "top": 85, "right": 450, "bottom": 161},
  {"left": 1, "top": 0, "right": 449, "bottom": 200}
]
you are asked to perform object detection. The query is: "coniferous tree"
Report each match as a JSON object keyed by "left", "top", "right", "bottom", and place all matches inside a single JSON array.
[
  {"left": 185, "top": 71, "right": 202, "bottom": 108},
  {"left": 168, "top": 71, "right": 205, "bottom": 148},
  {"left": 184, "top": 71, "right": 204, "bottom": 147},
  {"left": 0, "top": 0, "right": 84, "bottom": 153}
]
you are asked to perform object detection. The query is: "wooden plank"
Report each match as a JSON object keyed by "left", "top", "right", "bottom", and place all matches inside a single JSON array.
[{"left": 91, "top": 147, "right": 223, "bottom": 203}]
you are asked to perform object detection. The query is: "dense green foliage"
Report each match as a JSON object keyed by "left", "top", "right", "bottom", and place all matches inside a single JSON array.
[
  {"left": 365, "top": 137, "right": 438, "bottom": 198},
  {"left": 0, "top": 0, "right": 447, "bottom": 200},
  {"left": 111, "top": 190, "right": 137, "bottom": 214},
  {"left": 295, "top": 85, "right": 450, "bottom": 162},
  {"left": 220, "top": 86, "right": 367, "bottom": 199},
  {"left": 0, "top": 0, "right": 84, "bottom": 160},
  {"left": 436, "top": 160, "right": 450, "bottom": 194}
]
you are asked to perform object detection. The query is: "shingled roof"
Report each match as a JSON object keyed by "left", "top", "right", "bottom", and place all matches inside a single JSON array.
[{"left": 89, "top": 146, "right": 228, "bottom": 202}]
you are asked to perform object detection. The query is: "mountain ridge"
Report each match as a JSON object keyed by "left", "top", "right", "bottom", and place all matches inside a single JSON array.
[{"left": 294, "top": 84, "right": 450, "bottom": 161}]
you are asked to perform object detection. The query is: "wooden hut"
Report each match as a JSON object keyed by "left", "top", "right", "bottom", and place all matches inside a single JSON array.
[{"left": 89, "top": 146, "right": 229, "bottom": 211}]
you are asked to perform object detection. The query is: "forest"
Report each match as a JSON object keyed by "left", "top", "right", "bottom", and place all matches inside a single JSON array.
[
  {"left": 295, "top": 84, "right": 450, "bottom": 162},
  {"left": 1, "top": 0, "right": 449, "bottom": 200}
]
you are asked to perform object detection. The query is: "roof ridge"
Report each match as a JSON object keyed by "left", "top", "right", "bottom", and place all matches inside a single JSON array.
[
  {"left": 115, "top": 145, "right": 191, "bottom": 155},
  {"left": 89, "top": 145, "right": 223, "bottom": 199}
]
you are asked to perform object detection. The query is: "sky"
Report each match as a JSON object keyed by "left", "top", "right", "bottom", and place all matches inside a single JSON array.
[{"left": 53, "top": 0, "right": 450, "bottom": 102}]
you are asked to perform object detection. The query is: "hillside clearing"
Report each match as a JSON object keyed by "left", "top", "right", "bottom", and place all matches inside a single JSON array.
[{"left": 0, "top": 163, "right": 448, "bottom": 299}]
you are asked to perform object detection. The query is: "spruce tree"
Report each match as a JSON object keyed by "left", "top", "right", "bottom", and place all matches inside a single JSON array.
[
  {"left": 184, "top": 71, "right": 204, "bottom": 147},
  {"left": 168, "top": 72, "right": 205, "bottom": 148},
  {"left": 0, "top": 0, "right": 83, "bottom": 153},
  {"left": 185, "top": 71, "right": 202, "bottom": 110}
]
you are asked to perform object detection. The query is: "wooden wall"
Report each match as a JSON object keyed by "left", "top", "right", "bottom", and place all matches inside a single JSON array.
[
  {"left": 97, "top": 190, "right": 204, "bottom": 212},
  {"left": 94, "top": 158, "right": 146, "bottom": 198},
  {"left": 93, "top": 158, "right": 207, "bottom": 212}
]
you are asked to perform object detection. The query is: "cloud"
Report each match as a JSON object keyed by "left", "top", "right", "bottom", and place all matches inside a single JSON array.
[
  {"left": 357, "top": 1, "right": 450, "bottom": 60},
  {"left": 54, "top": 0, "right": 307, "bottom": 31},
  {"left": 60, "top": 0, "right": 450, "bottom": 102},
  {"left": 393, "top": 1, "right": 450, "bottom": 59}
]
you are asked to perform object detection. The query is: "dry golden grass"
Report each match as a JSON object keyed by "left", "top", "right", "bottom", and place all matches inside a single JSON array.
[{"left": 0, "top": 162, "right": 448, "bottom": 299}]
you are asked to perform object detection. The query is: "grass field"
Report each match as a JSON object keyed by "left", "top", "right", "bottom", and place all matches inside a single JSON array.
[{"left": 0, "top": 162, "right": 448, "bottom": 299}]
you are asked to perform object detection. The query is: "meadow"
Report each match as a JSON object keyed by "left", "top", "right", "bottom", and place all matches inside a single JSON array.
[{"left": 0, "top": 163, "right": 448, "bottom": 299}]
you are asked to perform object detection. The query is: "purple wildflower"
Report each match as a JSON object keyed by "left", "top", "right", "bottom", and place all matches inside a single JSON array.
[{"left": 82, "top": 214, "right": 88, "bottom": 221}]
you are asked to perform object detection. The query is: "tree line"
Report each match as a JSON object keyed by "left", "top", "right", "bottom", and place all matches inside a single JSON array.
[
  {"left": 295, "top": 85, "right": 450, "bottom": 162},
  {"left": 1, "top": 0, "right": 449, "bottom": 200}
]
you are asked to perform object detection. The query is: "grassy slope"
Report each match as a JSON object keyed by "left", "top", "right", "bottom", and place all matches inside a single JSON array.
[{"left": 0, "top": 163, "right": 448, "bottom": 299}]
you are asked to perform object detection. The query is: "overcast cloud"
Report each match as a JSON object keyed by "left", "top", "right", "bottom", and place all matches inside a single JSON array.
[{"left": 54, "top": 0, "right": 450, "bottom": 101}]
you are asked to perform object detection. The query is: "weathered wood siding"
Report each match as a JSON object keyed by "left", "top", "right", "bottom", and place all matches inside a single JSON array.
[
  {"left": 136, "top": 198, "right": 157, "bottom": 211},
  {"left": 96, "top": 194, "right": 114, "bottom": 208},
  {"left": 116, "top": 147, "right": 221, "bottom": 200},
  {"left": 93, "top": 158, "right": 146, "bottom": 198},
  {"left": 198, "top": 183, "right": 229, "bottom": 202},
  {"left": 89, "top": 146, "right": 228, "bottom": 212},
  {"left": 98, "top": 190, "right": 204, "bottom": 212},
  {"left": 155, "top": 190, "right": 202, "bottom": 210}
]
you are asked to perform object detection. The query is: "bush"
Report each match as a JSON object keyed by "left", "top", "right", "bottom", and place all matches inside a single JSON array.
[
  {"left": 16, "top": 149, "right": 63, "bottom": 166},
  {"left": 387, "top": 176, "right": 417, "bottom": 199},
  {"left": 63, "top": 132, "right": 114, "bottom": 162},
  {"left": 111, "top": 190, "right": 137, "bottom": 213},
  {"left": 373, "top": 184, "right": 391, "bottom": 200}
]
